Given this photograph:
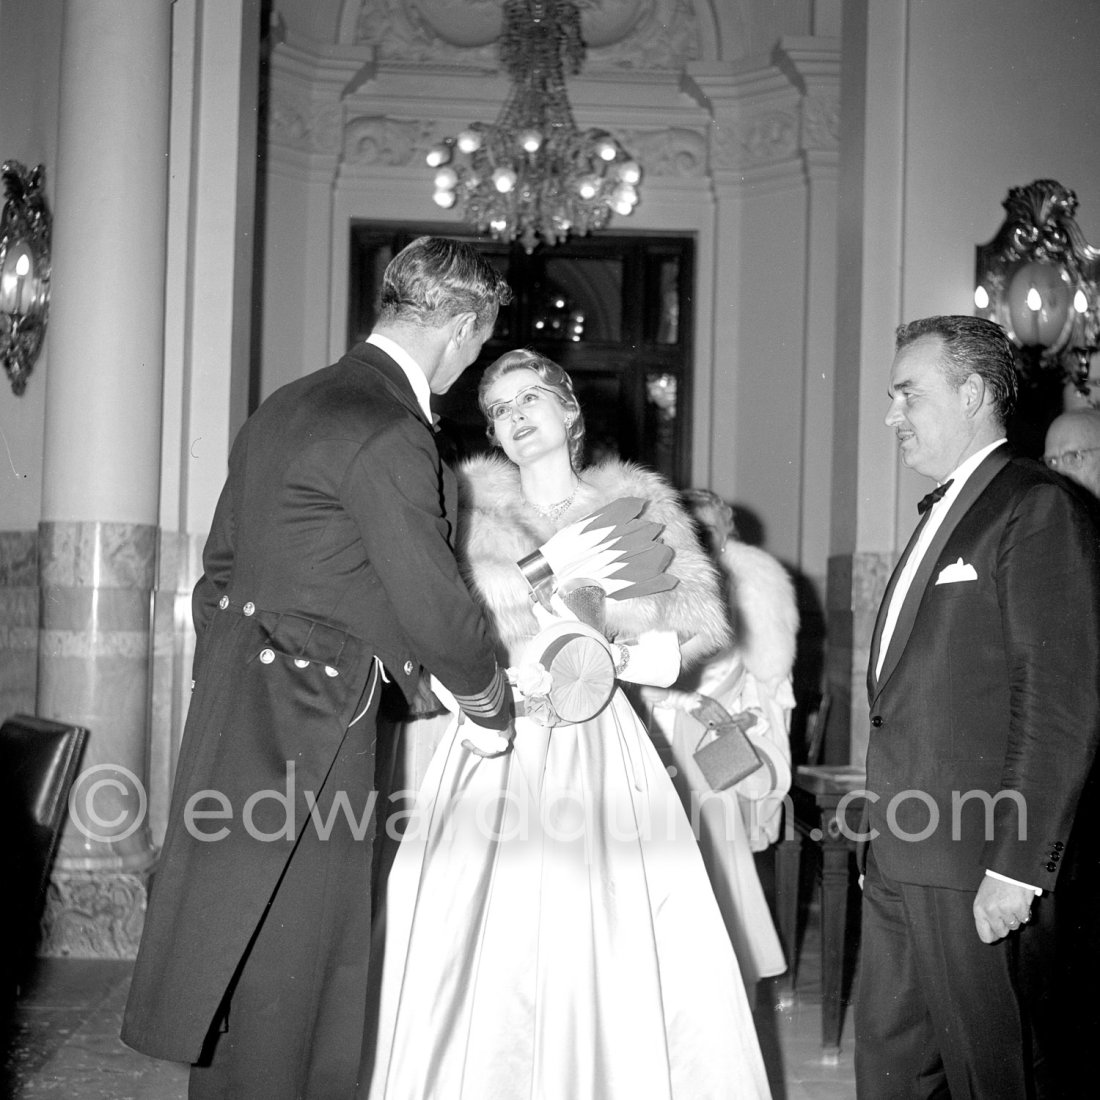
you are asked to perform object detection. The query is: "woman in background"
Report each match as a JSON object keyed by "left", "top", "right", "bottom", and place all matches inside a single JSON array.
[
  {"left": 642, "top": 489, "right": 798, "bottom": 995},
  {"left": 364, "top": 350, "right": 772, "bottom": 1099}
]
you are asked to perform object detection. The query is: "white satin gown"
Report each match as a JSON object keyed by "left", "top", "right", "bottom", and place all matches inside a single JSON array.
[{"left": 363, "top": 668, "right": 773, "bottom": 1098}]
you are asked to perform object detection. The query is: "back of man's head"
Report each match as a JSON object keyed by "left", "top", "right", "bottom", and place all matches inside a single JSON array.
[{"left": 378, "top": 236, "right": 512, "bottom": 331}]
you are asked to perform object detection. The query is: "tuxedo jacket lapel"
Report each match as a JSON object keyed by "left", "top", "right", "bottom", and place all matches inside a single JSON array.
[{"left": 870, "top": 448, "right": 1010, "bottom": 700}]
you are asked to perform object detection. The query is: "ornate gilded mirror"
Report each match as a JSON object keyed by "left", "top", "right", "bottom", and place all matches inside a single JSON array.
[{"left": 0, "top": 161, "right": 52, "bottom": 395}]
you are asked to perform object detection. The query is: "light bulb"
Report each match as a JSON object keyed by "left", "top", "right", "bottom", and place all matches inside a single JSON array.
[
  {"left": 974, "top": 285, "right": 990, "bottom": 310},
  {"left": 425, "top": 142, "right": 452, "bottom": 168},
  {"left": 434, "top": 167, "right": 458, "bottom": 190},
  {"left": 432, "top": 189, "right": 457, "bottom": 209},
  {"left": 612, "top": 183, "right": 637, "bottom": 205},
  {"left": 518, "top": 129, "right": 542, "bottom": 153},
  {"left": 490, "top": 217, "right": 508, "bottom": 233},
  {"left": 456, "top": 129, "right": 482, "bottom": 154},
  {"left": 1026, "top": 287, "right": 1042, "bottom": 312},
  {"left": 612, "top": 197, "right": 634, "bottom": 216},
  {"left": 595, "top": 138, "right": 617, "bottom": 161},
  {"left": 576, "top": 175, "right": 600, "bottom": 200},
  {"left": 1074, "top": 289, "right": 1089, "bottom": 313},
  {"left": 617, "top": 160, "right": 641, "bottom": 185},
  {"left": 492, "top": 167, "right": 517, "bottom": 193}
]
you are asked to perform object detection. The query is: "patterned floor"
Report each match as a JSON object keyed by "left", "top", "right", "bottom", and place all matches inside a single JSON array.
[{"left": 3, "top": 896, "right": 856, "bottom": 1100}]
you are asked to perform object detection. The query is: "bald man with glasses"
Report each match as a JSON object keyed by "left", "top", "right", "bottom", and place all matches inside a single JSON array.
[{"left": 1044, "top": 406, "right": 1100, "bottom": 499}]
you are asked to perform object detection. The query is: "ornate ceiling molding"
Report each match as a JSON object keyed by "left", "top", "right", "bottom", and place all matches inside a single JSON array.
[
  {"left": 336, "top": 112, "right": 707, "bottom": 177},
  {"left": 268, "top": 91, "right": 344, "bottom": 155},
  {"left": 343, "top": 115, "right": 434, "bottom": 166},
  {"left": 801, "top": 92, "right": 840, "bottom": 152},
  {"left": 351, "top": 0, "right": 700, "bottom": 71},
  {"left": 710, "top": 107, "right": 800, "bottom": 172}
]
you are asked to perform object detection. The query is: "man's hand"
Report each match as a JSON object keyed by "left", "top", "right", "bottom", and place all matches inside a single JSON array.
[
  {"left": 973, "top": 875, "right": 1033, "bottom": 943},
  {"left": 461, "top": 717, "right": 516, "bottom": 759}
]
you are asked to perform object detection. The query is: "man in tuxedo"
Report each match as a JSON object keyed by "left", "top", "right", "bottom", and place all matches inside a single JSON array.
[
  {"left": 855, "top": 315, "right": 1100, "bottom": 1099},
  {"left": 122, "top": 237, "right": 515, "bottom": 1098}
]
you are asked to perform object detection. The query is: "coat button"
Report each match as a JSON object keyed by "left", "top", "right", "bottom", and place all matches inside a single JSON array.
[
  {"left": 259, "top": 648, "right": 275, "bottom": 664},
  {"left": 218, "top": 595, "right": 229, "bottom": 610},
  {"left": 403, "top": 660, "right": 414, "bottom": 676},
  {"left": 324, "top": 665, "right": 339, "bottom": 677},
  {"left": 1053, "top": 841, "right": 1065, "bottom": 851},
  {"left": 1046, "top": 862, "right": 1057, "bottom": 872},
  {"left": 243, "top": 601, "right": 256, "bottom": 616},
  {"left": 294, "top": 658, "right": 309, "bottom": 669},
  {"left": 870, "top": 715, "right": 883, "bottom": 728}
]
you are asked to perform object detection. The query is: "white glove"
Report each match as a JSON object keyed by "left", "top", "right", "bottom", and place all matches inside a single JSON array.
[
  {"left": 614, "top": 629, "right": 681, "bottom": 688},
  {"left": 430, "top": 675, "right": 513, "bottom": 758}
]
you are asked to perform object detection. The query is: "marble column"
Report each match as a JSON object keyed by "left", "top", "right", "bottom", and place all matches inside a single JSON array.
[{"left": 37, "top": 0, "right": 172, "bottom": 958}]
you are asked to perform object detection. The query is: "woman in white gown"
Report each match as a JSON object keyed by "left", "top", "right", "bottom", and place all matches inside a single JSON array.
[
  {"left": 363, "top": 350, "right": 773, "bottom": 1099},
  {"left": 643, "top": 489, "right": 799, "bottom": 992}
]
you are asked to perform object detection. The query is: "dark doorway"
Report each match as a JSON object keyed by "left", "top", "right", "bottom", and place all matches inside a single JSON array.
[{"left": 348, "top": 225, "right": 695, "bottom": 487}]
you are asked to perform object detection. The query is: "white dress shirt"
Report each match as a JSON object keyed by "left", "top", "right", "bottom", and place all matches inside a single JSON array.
[
  {"left": 875, "top": 438, "right": 1006, "bottom": 680},
  {"left": 366, "top": 333, "right": 433, "bottom": 423}
]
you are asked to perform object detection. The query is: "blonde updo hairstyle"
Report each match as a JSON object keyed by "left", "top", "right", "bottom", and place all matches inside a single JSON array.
[{"left": 478, "top": 349, "right": 586, "bottom": 469}]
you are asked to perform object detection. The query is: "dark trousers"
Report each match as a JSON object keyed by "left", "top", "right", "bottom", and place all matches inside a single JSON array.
[
  {"left": 854, "top": 849, "right": 1029, "bottom": 1100},
  {"left": 189, "top": 688, "right": 381, "bottom": 1100}
]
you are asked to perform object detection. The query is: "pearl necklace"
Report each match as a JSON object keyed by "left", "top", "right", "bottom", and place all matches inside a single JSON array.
[{"left": 525, "top": 486, "right": 578, "bottom": 521}]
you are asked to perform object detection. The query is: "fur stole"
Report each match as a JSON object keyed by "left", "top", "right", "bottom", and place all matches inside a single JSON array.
[
  {"left": 720, "top": 541, "right": 798, "bottom": 687},
  {"left": 456, "top": 454, "right": 731, "bottom": 664}
]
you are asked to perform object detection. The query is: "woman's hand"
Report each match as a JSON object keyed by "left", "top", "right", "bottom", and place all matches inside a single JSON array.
[{"left": 615, "top": 629, "right": 681, "bottom": 687}]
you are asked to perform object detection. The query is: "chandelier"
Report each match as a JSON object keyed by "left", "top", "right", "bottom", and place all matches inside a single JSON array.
[{"left": 426, "top": 0, "right": 642, "bottom": 254}]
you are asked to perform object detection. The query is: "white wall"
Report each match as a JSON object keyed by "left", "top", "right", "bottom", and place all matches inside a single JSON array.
[
  {"left": 895, "top": 0, "right": 1100, "bottom": 543},
  {"left": 0, "top": 0, "right": 63, "bottom": 532}
]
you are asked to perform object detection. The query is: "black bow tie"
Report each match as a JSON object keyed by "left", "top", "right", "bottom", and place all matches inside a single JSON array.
[{"left": 917, "top": 480, "right": 953, "bottom": 515}]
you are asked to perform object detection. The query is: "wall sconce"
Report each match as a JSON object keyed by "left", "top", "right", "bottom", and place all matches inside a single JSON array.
[
  {"left": 974, "top": 179, "right": 1100, "bottom": 395},
  {"left": 0, "top": 161, "right": 52, "bottom": 396}
]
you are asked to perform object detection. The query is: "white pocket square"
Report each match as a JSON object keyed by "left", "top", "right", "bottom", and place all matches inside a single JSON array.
[{"left": 936, "top": 558, "right": 978, "bottom": 585}]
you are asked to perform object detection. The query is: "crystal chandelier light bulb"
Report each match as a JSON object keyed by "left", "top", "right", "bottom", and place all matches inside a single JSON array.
[
  {"left": 594, "top": 137, "right": 618, "bottom": 161},
  {"left": 433, "top": 189, "right": 457, "bottom": 209},
  {"left": 1074, "top": 289, "right": 1089, "bottom": 313},
  {"left": 426, "top": 142, "right": 452, "bottom": 168},
  {"left": 434, "top": 167, "right": 458, "bottom": 190},
  {"left": 493, "top": 167, "right": 517, "bottom": 193},
  {"left": 457, "top": 130, "right": 483, "bottom": 154},
  {"left": 617, "top": 160, "right": 641, "bottom": 185},
  {"left": 576, "top": 175, "right": 599, "bottom": 200},
  {"left": 518, "top": 129, "right": 543, "bottom": 153},
  {"left": 974, "top": 285, "right": 990, "bottom": 310}
]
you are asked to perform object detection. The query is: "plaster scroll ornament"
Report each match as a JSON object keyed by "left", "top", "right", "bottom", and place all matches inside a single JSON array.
[
  {"left": 616, "top": 127, "right": 708, "bottom": 178},
  {"left": 354, "top": 0, "right": 696, "bottom": 69},
  {"left": 344, "top": 116, "right": 433, "bottom": 166}
]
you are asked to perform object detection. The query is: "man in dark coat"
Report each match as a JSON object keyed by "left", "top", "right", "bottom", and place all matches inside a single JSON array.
[
  {"left": 855, "top": 315, "right": 1100, "bottom": 1099},
  {"left": 122, "top": 237, "right": 515, "bottom": 1098}
]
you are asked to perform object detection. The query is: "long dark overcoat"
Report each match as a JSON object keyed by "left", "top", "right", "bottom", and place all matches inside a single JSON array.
[{"left": 121, "top": 343, "right": 503, "bottom": 1084}]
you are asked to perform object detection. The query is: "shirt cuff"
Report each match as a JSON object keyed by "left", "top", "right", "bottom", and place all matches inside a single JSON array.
[{"left": 985, "top": 869, "right": 1042, "bottom": 895}]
